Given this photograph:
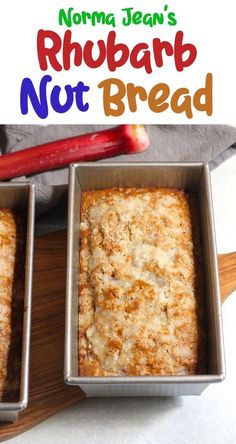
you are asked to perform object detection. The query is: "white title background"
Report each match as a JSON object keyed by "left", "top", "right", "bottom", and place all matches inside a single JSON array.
[{"left": 0, "top": 0, "right": 235, "bottom": 124}]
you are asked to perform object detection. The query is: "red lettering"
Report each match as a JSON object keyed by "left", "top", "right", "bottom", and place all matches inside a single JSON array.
[
  {"left": 107, "top": 31, "right": 129, "bottom": 71},
  {"left": 83, "top": 40, "right": 106, "bottom": 68},
  {"left": 174, "top": 31, "right": 197, "bottom": 72},
  {"left": 37, "top": 30, "right": 62, "bottom": 71},
  {"left": 37, "top": 29, "right": 197, "bottom": 75},
  {"left": 63, "top": 30, "right": 82, "bottom": 70},
  {"left": 130, "top": 43, "right": 152, "bottom": 74},
  {"left": 153, "top": 39, "right": 174, "bottom": 67}
]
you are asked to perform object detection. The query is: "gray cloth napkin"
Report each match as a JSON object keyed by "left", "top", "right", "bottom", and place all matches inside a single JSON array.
[{"left": 0, "top": 124, "right": 235, "bottom": 233}]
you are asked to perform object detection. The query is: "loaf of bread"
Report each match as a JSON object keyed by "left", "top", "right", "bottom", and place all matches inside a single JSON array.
[
  {"left": 79, "top": 188, "right": 205, "bottom": 376},
  {"left": 0, "top": 209, "right": 24, "bottom": 399}
]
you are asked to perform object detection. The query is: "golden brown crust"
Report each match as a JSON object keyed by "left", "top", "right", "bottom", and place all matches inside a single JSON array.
[
  {"left": 0, "top": 209, "right": 25, "bottom": 400},
  {"left": 79, "top": 188, "right": 205, "bottom": 376}
]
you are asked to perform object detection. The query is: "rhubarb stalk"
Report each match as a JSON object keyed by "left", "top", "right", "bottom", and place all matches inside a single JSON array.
[{"left": 0, "top": 125, "right": 149, "bottom": 180}]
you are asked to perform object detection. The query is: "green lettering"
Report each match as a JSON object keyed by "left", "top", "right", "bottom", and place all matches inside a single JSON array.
[
  {"left": 122, "top": 8, "right": 133, "bottom": 26},
  {"left": 59, "top": 8, "right": 73, "bottom": 27},
  {"left": 91, "top": 12, "right": 105, "bottom": 26},
  {"left": 132, "top": 11, "right": 142, "bottom": 25},
  {"left": 143, "top": 13, "right": 153, "bottom": 28},
  {"left": 168, "top": 12, "right": 177, "bottom": 26},
  {"left": 81, "top": 11, "right": 91, "bottom": 24},
  {"left": 153, "top": 13, "right": 164, "bottom": 25},
  {"left": 73, "top": 13, "right": 82, "bottom": 25},
  {"left": 106, "top": 13, "right": 116, "bottom": 27}
]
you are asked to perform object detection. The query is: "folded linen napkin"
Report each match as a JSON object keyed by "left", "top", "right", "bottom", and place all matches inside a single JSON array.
[{"left": 0, "top": 124, "right": 235, "bottom": 233}]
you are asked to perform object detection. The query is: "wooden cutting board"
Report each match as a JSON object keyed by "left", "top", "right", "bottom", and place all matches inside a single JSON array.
[{"left": 0, "top": 230, "right": 235, "bottom": 442}]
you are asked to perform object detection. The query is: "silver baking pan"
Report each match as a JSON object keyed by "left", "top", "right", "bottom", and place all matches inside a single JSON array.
[
  {"left": 0, "top": 183, "right": 35, "bottom": 421},
  {"left": 65, "top": 162, "right": 225, "bottom": 396}
]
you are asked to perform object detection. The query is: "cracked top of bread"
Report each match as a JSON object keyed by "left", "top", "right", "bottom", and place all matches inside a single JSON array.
[
  {"left": 79, "top": 188, "right": 205, "bottom": 377},
  {"left": 0, "top": 209, "right": 25, "bottom": 400}
]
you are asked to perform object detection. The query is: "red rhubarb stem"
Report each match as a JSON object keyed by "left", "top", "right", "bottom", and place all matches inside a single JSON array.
[{"left": 0, "top": 125, "right": 149, "bottom": 180}]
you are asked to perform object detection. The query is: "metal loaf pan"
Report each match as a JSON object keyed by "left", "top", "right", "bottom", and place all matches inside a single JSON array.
[
  {"left": 65, "top": 162, "right": 225, "bottom": 397},
  {"left": 0, "top": 183, "right": 35, "bottom": 421}
]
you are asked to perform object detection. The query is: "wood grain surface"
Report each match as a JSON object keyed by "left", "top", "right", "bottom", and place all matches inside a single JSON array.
[
  {"left": 0, "top": 231, "right": 85, "bottom": 442},
  {"left": 0, "top": 230, "right": 235, "bottom": 442},
  {"left": 218, "top": 252, "right": 236, "bottom": 303}
]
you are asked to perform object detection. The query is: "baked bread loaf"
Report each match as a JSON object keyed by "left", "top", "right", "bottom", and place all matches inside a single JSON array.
[
  {"left": 79, "top": 188, "right": 205, "bottom": 376},
  {"left": 0, "top": 209, "right": 24, "bottom": 399}
]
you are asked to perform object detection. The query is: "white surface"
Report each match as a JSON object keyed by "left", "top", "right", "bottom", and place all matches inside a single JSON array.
[{"left": 8, "top": 155, "right": 236, "bottom": 444}]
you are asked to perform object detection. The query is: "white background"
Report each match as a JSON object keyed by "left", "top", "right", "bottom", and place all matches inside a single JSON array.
[
  {"left": 6, "top": 155, "right": 236, "bottom": 444},
  {"left": 0, "top": 0, "right": 236, "bottom": 123}
]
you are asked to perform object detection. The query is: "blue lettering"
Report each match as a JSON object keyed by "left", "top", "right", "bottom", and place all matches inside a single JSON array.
[
  {"left": 20, "top": 75, "right": 90, "bottom": 118},
  {"left": 73, "top": 82, "right": 90, "bottom": 112},
  {"left": 20, "top": 75, "right": 51, "bottom": 119},
  {"left": 50, "top": 84, "right": 74, "bottom": 113}
]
